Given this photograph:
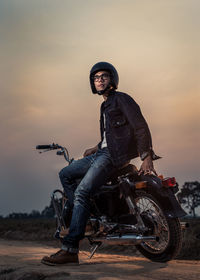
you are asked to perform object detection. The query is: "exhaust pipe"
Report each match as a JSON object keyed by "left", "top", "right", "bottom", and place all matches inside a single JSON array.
[{"left": 92, "top": 234, "right": 159, "bottom": 245}]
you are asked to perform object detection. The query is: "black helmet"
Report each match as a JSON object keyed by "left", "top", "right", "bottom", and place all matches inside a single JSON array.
[{"left": 90, "top": 62, "right": 119, "bottom": 94}]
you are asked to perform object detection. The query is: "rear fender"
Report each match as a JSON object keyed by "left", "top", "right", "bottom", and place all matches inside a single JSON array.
[{"left": 140, "top": 175, "right": 187, "bottom": 218}]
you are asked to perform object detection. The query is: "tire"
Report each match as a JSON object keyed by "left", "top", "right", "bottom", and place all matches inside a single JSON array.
[{"left": 134, "top": 190, "right": 182, "bottom": 262}]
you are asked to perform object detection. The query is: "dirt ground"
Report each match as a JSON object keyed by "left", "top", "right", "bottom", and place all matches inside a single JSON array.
[{"left": 0, "top": 239, "right": 199, "bottom": 280}]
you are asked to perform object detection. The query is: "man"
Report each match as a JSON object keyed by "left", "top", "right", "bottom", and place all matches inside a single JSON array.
[{"left": 41, "top": 62, "right": 158, "bottom": 265}]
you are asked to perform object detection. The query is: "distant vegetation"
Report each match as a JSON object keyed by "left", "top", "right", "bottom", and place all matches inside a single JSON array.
[
  {"left": 1, "top": 181, "right": 199, "bottom": 219},
  {"left": 1, "top": 201, "right": 55, "bottom": 219},
  {"left": 177, "top": 181, "right": 200, "bottom": 217}
]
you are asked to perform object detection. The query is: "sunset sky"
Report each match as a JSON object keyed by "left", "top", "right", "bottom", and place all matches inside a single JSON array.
[{"left": 0, "top": 0, "right": 199, "bottom": 216}]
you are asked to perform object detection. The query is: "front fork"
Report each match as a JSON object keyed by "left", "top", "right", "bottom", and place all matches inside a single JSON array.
[{"left": 51, "top": 189, "right": 67, "bottom": 230}]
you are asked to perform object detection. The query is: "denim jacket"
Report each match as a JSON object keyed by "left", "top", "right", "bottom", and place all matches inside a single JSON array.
[{"left": 99, "top": 90, "right": 156, "bottom": 167}]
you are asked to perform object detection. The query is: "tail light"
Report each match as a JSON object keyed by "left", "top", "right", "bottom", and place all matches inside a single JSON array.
[{"left": 162, "top": 177, "right": 176, "bottom": 187}]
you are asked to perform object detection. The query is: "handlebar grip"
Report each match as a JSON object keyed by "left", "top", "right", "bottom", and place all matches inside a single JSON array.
[{"left": 36, "top": 145, "right": 52, "bottom": 150}]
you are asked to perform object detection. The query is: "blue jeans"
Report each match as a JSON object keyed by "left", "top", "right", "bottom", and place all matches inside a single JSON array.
[{"left": 59, "top": 147, "right": 115, "bottom": 253}]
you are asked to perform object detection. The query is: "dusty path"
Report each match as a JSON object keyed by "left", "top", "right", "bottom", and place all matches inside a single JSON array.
[{"left": 0, "top": 239, "right": 199, "bottom": 280}]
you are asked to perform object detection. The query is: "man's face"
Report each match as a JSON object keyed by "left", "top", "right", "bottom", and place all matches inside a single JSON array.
[{"left": 93, "top": 71, "right": 111, "bottom": 92}]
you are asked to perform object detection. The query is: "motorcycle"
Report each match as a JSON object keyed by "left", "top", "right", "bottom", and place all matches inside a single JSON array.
[{"left": 36, "top": 143, "right": 187, "bottom": 262}]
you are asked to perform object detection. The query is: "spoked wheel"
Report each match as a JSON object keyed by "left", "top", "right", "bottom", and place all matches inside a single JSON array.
[{"left": 134, "top": 190, "right": 182, "bottom": 262}]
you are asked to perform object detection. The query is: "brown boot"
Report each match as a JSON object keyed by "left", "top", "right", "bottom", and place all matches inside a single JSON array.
[{"left": 41, "top": 249, "right": 79, "bottom": 266}]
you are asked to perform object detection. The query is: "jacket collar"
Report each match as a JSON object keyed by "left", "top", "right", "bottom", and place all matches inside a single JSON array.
[{"left": 103, "top": 90, "right": 116, "bottom": 108}]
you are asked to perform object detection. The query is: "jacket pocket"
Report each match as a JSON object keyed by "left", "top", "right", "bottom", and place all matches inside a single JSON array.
[
  {"left": 111, "top": 117, "right": 131, "bottom": 139},
  {"left": 112, "top": 118, "right": 127, "bottom": 128},
  {"left": 107, "top": 108, "right": 131, "bottom": 138}
]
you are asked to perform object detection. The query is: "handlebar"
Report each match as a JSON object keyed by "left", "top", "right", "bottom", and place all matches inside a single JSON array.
[
  {"left": 36, "top": 143, "right": 61, "bottom": 150},
  {"left": 36, "top": 144, "right": 55, "bottom": 150},
  {"left": 36, "top": 143, "right": 73, "bottom": 164}
]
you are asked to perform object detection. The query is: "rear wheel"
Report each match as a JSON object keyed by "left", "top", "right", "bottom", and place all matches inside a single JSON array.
[{"left": 134, "top": 190, "right": 182, "bottom": 262}]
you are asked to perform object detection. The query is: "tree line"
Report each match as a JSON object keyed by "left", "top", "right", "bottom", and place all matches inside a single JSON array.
[
  {"left": 1, "top": 181, "right": 200, "bottom": 219},
  {"left": 0, "top": 201, "right": 55, "bottom": 219},
  {"left": 177, "top": 181, "right": 200, "bottom": 217}
]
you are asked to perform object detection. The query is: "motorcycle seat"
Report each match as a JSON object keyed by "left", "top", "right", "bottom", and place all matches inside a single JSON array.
[
  {"left": 97, "top": 164, "right": 138, "bottom": 192},
  {"left": 108, "top": 163, "right": 138, "bottom": 182}
]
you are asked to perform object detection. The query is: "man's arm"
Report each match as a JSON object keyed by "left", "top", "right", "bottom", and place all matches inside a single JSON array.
[
  {"left": 117, "top": 93, "right": 157, "bottom": 175},
  {"left": 118, "top": 94, "right": 152, "bottom": 154},
  {"left": 83, "top": 145, "right": 98, "bottom": 157}
]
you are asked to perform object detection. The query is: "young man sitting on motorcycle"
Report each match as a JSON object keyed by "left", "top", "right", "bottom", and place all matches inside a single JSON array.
[{"left": 41, "top": 62, "right": 158, "bottom": 266}]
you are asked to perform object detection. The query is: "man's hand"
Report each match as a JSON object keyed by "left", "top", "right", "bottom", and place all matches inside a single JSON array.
[
  {"left": 83, "top": 145, "right": 98, "bottom": 157},
  {"left": 138, "top": 155, "right": 157, "bottom": 176}
]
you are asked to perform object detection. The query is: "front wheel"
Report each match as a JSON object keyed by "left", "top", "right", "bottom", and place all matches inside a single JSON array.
[{"left": 134, "top": 190, "right": 182, "bottom": 262}]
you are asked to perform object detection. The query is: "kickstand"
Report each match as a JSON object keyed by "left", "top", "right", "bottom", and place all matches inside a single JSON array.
[{"left": 88, "top": 239, "right": 102, "bottom": 259}]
